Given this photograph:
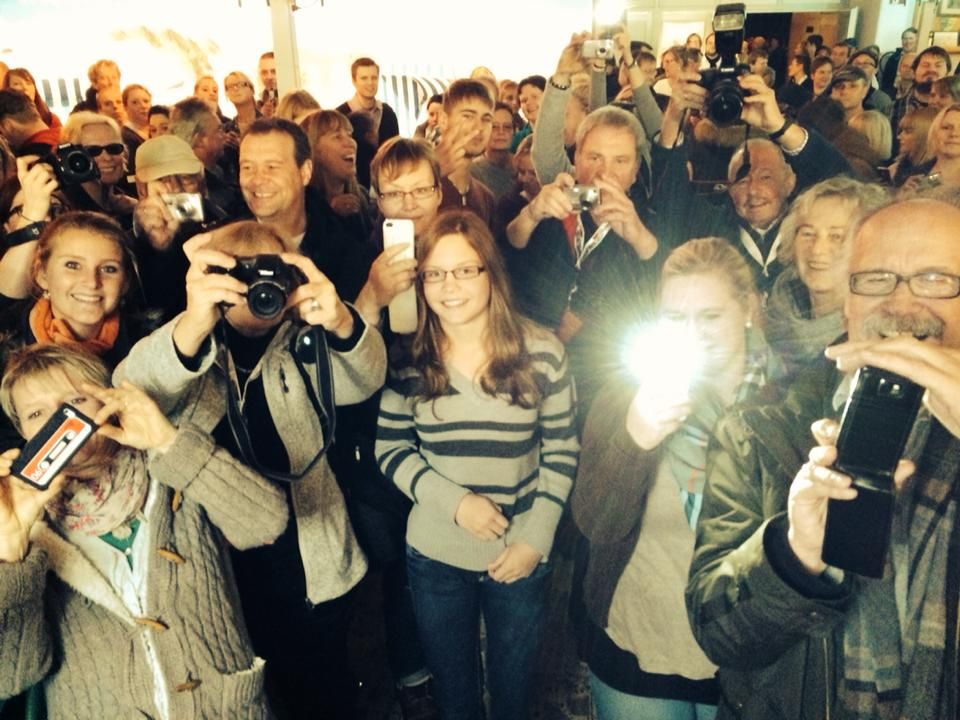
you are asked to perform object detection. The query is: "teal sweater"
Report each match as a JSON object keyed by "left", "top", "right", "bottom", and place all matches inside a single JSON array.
[{"left": 376, "top": 329, "right": 579, "bottom": 571}]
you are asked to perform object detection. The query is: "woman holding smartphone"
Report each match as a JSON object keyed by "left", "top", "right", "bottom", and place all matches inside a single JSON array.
[
  {"left": 376, "top": 210, "right": 579, "bottom": 720},
  {"left": 0, "top": 343, "right": 287, "bottom": 718},
  {"left": 573, "top": 237, "right": 779, "bottom": 720}
]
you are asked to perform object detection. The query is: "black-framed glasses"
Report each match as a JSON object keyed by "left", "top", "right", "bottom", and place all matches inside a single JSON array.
[
  {"left": 419, "top": 265, "right": 486, "bottom": 284},
  {"left": 379, "top": 185, "right": 437, "bottom": 204},
  {"left": 850, "top": 270, "right": 960, "bottom": 299},
  {"left": 84, "top": 143, "right": 124, "bottom": 157}
]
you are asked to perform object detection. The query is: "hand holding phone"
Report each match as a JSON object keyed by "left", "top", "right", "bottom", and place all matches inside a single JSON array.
[
  {"left": 383, "top": 219, "right": 418, "bottom": 334},
  {"left": 0, "top": 446, "right": 65, "bottom": 562},
  {"left": 821, "top": 366, "right": 923, "bottom": 577},
  {"left": 10, "top": 405, "right": 96, "bottom": 490}
]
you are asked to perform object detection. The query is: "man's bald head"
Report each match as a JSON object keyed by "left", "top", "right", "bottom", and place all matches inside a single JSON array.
[{"left": 846, "top": 198, "right": 960, "bottom": 347}]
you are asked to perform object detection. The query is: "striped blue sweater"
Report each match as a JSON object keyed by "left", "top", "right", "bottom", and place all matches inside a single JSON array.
[{"left": 376, "top": 329, "right": 579, "bottom": 571}]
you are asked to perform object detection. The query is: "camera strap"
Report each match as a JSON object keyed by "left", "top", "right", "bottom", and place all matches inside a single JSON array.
[
  {"left": 576, "top": 220, "right": 612, "bottom": 270},
  {"left": 216, "top": 319, "right": 336, "bottom": 483}
]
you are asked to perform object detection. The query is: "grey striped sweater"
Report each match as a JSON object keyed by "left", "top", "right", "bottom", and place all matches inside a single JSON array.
[{"left": 376, "top": 329, "right": 579, "bottom": 571}]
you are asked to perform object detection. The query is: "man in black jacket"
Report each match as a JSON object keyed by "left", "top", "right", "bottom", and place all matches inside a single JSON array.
[{"left": 336, "top": 57, "right": 400, "bottom": 148}]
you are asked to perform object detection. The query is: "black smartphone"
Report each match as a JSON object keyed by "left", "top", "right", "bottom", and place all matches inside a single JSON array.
[
  {"left": 10, "top": 405, "right": 96, "bottom": 490},
  {"left": 821, "top": 366, "right": 924, "bottom": 577}
]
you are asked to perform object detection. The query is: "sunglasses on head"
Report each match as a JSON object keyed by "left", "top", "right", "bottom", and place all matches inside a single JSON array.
[{"left": 85, "top": 143, "right": 124, "bottom": 157}]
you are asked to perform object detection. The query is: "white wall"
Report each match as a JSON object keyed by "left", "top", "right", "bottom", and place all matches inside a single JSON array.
[
  {"left": 850, "top": 0, "right": 917, "bottom": 52},
  {"left": 0, "top": 0, "right": 591, "bottom": 108}
]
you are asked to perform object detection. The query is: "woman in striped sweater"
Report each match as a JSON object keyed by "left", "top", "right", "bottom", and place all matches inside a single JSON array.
[{"left": 376, "top": 210, "right": 579, "bottom": 720}]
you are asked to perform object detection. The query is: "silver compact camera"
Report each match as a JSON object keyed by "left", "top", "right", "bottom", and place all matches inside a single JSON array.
[
  {"left": 565, "top": 184, "right": 601, "bottom": 211},
  {"left": 161, "top": 192, "right": 205, "bottom": 223},
  {"left": 582, "top": 39, "right": 615, "bottom": 60}
]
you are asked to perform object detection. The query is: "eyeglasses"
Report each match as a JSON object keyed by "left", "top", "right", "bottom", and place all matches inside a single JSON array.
[
  {"left": 226, "top": 82, "right": 250, "bottom": 91},
  {"left": 379, "top": 185, "right": 437, "bottom": 204},
  {"left": 419, "top": 265, "right": 486, "bottom": 283},
  {"left": 84, "top": 143, "right": 124, "bottom": 157},
  {"left": 849, "top": 270, "right": 960, "bottom": 299}
]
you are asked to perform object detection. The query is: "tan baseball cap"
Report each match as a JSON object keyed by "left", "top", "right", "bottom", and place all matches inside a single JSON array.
[{"left": 135, "top": 135, "right": 203, "bottom": 182}]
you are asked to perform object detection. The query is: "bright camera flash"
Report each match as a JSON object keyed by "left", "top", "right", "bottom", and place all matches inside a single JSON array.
[{"left": 621, "top": 322, "right": 704, "bottom": 394}]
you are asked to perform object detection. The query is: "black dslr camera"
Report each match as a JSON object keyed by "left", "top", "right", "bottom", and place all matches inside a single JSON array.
[
  {"left": 698, "top": 3, "right": 749, "bottom": 126},
  {"left": 42, "top": 143, "right": 100, "bottom": 186},
  {"left": 214, "top": 254, "right": 307, "bottom": 320}
]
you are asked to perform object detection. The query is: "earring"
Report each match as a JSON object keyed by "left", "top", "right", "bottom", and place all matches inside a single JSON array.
[
  {"left": 42, "top": 290, "right": 50, "bottom": 299},
  {"left": 745, "top": 319, "right": 753, "bottom": 329}
]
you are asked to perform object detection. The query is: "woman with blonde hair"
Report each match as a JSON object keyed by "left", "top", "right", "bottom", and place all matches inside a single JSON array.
[
  {"left": 377, "top": 210, "right": 578, "bottom": 720},
  {"left": 59, "top": 112, "right": 136, "bottom": 223},
  {"left": 0, "top": 211, "right": 146, "bottom": 367},
  {"left": 574, "top": 236, "right": 779, "bottom": 719},
  {"left": 764, "top": 177, "right": 888, "bottom": 375},
  {"left": 902, "top": 102, "right": 960, "bottom": 194},
  {"left": 222, "top": 71, "right": 260, "bottom": 140},
  {"left": 888, "top": 105, "right": 938, "bottom": 187},
  {"left": 849, "top": 109, "right": 892, "bottom": 164},
  {"left": 0, "top": 342, "right": 286, "bottom": 719},
  {"left": 276, "top": 89, "right": 321, "bottom": 124}
]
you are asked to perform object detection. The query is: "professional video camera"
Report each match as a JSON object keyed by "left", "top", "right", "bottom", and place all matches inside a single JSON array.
[{"left": 698, "top": 3, "right": 750, "bottom": 126}]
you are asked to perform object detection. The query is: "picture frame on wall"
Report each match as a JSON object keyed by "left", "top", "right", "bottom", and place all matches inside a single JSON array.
[{"left": 942, "top": 0, "right": 960, "bottom": 16}]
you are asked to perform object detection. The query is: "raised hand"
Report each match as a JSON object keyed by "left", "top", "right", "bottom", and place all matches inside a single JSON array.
[
  {"left": 172, "top": 245, "right": 245, "bottom": 357},
  {"left": 282, "top": 253, "right": 355, "bottom": 339},
  {"left": 787, "top": 419, "right": 915, "bottom": 575},
  {"left": 85, "top": 381, "right": 178, "bottom": 453},
  {"left": 0, "top": 448, "right": 64, "bottom": 563}
]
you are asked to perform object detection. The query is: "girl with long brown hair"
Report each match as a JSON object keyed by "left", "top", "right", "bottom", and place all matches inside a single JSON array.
[{"left": 376, "top": 210, "right": 579, "bottom": 720}]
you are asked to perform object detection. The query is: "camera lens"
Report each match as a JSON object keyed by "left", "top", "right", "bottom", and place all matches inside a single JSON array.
[
  {"left": 67, "top": 151, "right": 93, "bottom": 175},
  {"left": 707, "top": 82, "right": 743, "bottom": 126},
  {"left": 247, "top": 280, "right": 287, "bottom": 319}
]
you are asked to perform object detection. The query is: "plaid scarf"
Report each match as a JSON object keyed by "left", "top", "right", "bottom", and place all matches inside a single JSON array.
[
  {"left": 840, "top": 415, "right": 959, "bottom": 719},
  {"left": 666, "top": 336, "right": 770, "bottom": 528}
]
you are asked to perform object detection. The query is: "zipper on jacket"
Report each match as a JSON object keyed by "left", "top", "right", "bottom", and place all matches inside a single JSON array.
[{"left": 823, "top": 637, "right": 831, "bottom": 720}]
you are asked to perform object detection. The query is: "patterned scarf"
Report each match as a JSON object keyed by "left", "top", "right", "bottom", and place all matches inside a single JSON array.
[
  {"left": 46, "top": 447, "right": 149, "bottom": 536},
  {"left": 665, "top": 335, "right": 770, "bottom": 528},
  {"left": 28, "top": 297, "right": 120, "bottom": 356},
  {"left": 840, "top": 415, "right": 959, "bottom": 720},
  {"left": 764, "top": 266, "right": 844, "bottom": 376}
]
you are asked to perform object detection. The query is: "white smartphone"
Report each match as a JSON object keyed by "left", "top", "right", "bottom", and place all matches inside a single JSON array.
[{"left": 382, "top": 219, "right": 418, "bottom": 334}]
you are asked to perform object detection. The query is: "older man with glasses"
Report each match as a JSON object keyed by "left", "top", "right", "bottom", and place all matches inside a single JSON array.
[{"left": 688, "top": 197, "right": 960, "bottom": 720}]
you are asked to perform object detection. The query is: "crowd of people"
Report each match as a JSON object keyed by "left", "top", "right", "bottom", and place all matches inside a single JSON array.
[{"left": 0, "top": 18, "right": 960, "bottom": 720}]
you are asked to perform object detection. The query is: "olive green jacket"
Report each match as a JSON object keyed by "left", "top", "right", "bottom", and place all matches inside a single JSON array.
[{"left": 686, "top": 358, "right": 855, "bottom": 719}]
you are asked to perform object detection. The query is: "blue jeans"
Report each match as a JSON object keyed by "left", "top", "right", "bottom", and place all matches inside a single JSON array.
[
  {"left": 406, "top": 546, "right": 550, "bottom": 720},
  {"left": 590, "top": 671, "right": 717, "bottom": 720}
]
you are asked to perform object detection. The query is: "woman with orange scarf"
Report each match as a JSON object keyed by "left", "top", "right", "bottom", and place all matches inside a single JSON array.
[{"left": 0, "top": 211, "right": 143, "bottom": 369}]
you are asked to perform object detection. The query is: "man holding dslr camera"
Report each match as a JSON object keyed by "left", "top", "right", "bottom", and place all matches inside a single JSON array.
[
  {"left": 651, "top": 4, "right": 849, "bottom": 294},
  {"left": 686, "top": 198, "right": 960, "bottom": 719}
]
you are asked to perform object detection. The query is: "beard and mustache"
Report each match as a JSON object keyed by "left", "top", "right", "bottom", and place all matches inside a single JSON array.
[{"left": 859, "top": 309, "right": 945, "bottom": 341}]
